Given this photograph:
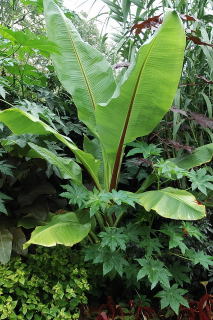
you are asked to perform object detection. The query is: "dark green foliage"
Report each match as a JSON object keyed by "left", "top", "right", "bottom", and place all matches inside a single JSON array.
[{"left": 0, "top": 247, "right": 89, "bottom": 319}]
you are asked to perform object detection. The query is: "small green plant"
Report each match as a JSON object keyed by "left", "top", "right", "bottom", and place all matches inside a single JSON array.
[{"left": 0, "top": 246, "right": 89, "bottom": 320}]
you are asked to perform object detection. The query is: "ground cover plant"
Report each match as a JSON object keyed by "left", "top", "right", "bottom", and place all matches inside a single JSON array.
[{"left": 0, "top": 0, "right": 212, "bottom": 317}]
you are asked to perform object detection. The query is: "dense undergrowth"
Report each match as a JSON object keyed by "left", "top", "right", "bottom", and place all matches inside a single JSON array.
[{"left": 0, "top": 0, "right": 212, "bottom": 319}]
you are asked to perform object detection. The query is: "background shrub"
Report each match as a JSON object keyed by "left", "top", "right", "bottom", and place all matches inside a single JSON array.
[{"left": 0, "top": 246, "right": 89, "bottom": 320}]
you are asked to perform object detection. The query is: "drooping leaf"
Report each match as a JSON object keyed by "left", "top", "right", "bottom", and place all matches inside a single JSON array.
[
  {"left": 165, "top": 140, "right": 194, "bottom": 153},
  {"left": 180, "top": 14, "right": 196, "bottom": 21},
  {"left": 190, "top": 112, "right": 213, "bottom": 129},
  {"left": 28, "top": 142, "right": 82, "bottom": 183},
  {"left": 23, "top": 211, "right": 91, "bottom": 248},
  {"left": 131, "top": 14, "right": 162, "bottom": 34},
  {"left": 170, "top": 106, "right": 188, "bottom": 116},
  {"left": 137, "top": 187, "right": 205, "bottom": 220},
  {"left": 43, "top": 0, "right": 116, "bottom": 133},
  {"left": 196, "top": 75, "right": 213, "bottom": 84},
  {"left": 187, "top": 35, "right": 213, "bottom": 47},
  {"left": 0, "top": 108, "right": 101, "bottom": 188},
  {"left": 172, "top": 143, "right": 213, "bottom": 169},
  {"left": 96, "top": 10, "right": 185, "bottom": 189},
  {"left": 0, "top": 228, "right": 13, "bottom": 264}
]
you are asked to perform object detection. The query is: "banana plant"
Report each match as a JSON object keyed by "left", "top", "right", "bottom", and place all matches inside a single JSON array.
[{"left": 0, "top": 0, "right": 207, "bottom": 248}]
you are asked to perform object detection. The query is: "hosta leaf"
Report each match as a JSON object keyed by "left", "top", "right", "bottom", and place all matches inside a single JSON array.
[
  {"left": 138, "top": 187, "right": 205, "bottom": 220},
  {"left": 172, "top": 143, "right": 213, "bottom": 169},
  {"left": 96, "top": 10, "right": 185, "bottom": 189},
  {"left": 0, "top": 108, "right": 101, "bottom": 188},
  {"left": 28, "top": 142, "right": 82, "bottom": 183},
  {"left": 0, "top": 228, "right": 13, "bottom": 264},
  {"left": 23, "top": 211, "right": 91, "bottom": 248},
  {"left": 43, "top": 0, "right": 116, "bottom": 133}
]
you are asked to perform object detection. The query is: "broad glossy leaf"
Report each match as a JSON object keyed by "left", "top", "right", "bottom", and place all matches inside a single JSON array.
[
  {"left": 23, "top": 211, "right": 91, "bottom": 248},
  {"left": 0, "top": 108, "right": 101, "bottom": 188},
  {"left": 28, "top": 142, "right": 82, "bottom": 183},
  {"left": 138, "top": 187, "right": 205, "bottom": 220},
  {"left": 43, "top": 0, "right": 116, "bottom": 132},
  {"left": 96, "top": 11, "right": 186, "bottom": 189},
  {"left": 172, "top": 143, "right": 213, "bottom": 169},
  {"left": 0, "top": 228, "right": 13, "bottom": 264}
]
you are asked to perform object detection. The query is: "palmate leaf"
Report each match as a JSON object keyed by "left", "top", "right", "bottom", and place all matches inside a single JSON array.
[
  {"left": 186, "top": 250, "right": 213, "bottom": 269},
  {"left": 161, "top": 224, "right": 188, "bottom": 254},
  {"left": 155, "top": 284, "right": 189, "bottom": 315},
  {"left": 138, "top": 187, "right": 205, "bottom": 220},
  {"left": 127, "top": 142, "right": 162, "bottom": 158},
  {"left": 99, "top": 227, "right": 128, "bottom": 252},
  {"left": 95, "top": 10, "right": 185, "bottom": 189},
  {"left": 137, "top": 258, "right": 171, "bottom": 289},
  {"left": 43, "top": 0, "right": 116, "bottom": 133},
  {"left": 188, "top": 168, "right": 213, "bottom": 195},
  {"left": 23, "top": 211, "right": 91, "bottom": 248},
  {"left": 60, "top": 183, "right": 89, "bottom": 208},
  {"left": 0, "top": 108, "right": 101, "bottom": 189}
]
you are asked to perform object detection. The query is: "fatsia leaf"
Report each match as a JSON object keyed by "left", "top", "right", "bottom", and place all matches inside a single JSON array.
[
  {"left": 96, "top": 10, "right": 185, "bottom": 190},
  {"left": 23, "top": 211, "right": 91, "bottom": 248},
  {"left": 28, "top": 142, "right": 82, "bottom": 183},
  {"left": 0, "top": 108, "right": 101, "bottom": 189},
  {"left": 160, "top": 223, "right": 188, "bottom": 254},
  {"left": 137, "top": 187, "right": 205, "bottom": 220},
  {"left": 43, "top": 0, "right": 116, "bottom": 133},
  {"left": 155, "top": 284, "right": 189, "bottom": 315},
  {"left": 99, "top": 227, "right": 128, "bottom": 252},
  {"left": 172, "top": 143, "right": 213, "bottom": 169},
  {"left": 0, "top": 228, "right": 13, "bottom": 264},
  {"left": 188, "top": 168, "right": 213, "bottom": 195},
  {"left": 137, "top": 258, "right": 171, "bottom": 289},
  {"left": 186, "top": 250, "right": 213, "bottom": 269},
  {"left": 60, "top": 183, "right": 89, "bottom": 208}
]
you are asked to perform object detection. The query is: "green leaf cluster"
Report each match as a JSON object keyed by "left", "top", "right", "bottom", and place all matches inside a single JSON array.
[{"left": 0, "top": 247, "right": 89, "bottom": 320}]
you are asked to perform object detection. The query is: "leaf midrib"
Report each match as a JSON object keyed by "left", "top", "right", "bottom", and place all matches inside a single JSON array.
[
  {"left": 61, "top": 11, "right": 96, "bottom": 110},
  {"left": 110, "top": 33, "right": 159, "bottom": 190}
]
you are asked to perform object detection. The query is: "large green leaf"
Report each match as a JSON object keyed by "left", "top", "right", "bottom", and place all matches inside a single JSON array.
[
  {"left": 137, "top": 187, "right": 205, "bottom": 220},
  {"left": 96, "top": 10, "right": 185, "bottom": 190},
  {"left": 43, "top": 0, "right": 116, "bottom": 133},
  {"left": 0, "top": 228, "right": 13, "bottom": 264},
  {"left": 23, "top": 211, "right": 91, "bottom": 248},
  {"left": 172, "top": 143, "right": 213, "bottom": 169},
  {"left": 28, "top": 142, "right": 82, "bottom": 183},
  {"left": 0, "top": 108, "right": 101, "bottom": 188}
]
